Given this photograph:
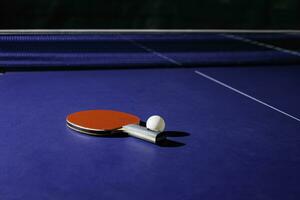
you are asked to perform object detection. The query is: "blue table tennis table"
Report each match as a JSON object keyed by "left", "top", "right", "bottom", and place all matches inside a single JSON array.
[{"left": 0, "top": 30, "right": 299, "bottom": 200}]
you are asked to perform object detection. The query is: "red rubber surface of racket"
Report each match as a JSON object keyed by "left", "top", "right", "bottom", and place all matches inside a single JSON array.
[{"left": 66, "top": 110, "right": 140, "bottom": 132}]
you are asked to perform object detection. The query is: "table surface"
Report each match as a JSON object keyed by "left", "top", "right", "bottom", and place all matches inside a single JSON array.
[{"left": 0, "top": 32, "right": 299, "bottom": 200}]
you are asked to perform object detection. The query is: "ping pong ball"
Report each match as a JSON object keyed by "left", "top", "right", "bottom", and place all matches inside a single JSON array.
[{"left": 146, "top": 115, "right": 165, "bottom": 132}]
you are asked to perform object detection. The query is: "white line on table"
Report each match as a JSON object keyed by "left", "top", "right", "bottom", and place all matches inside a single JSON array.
[{"left": 195, "top": 70, "right": 300, "bottom": 122}]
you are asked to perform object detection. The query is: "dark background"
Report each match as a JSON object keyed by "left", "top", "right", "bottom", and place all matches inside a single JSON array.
[{"left": 0, "top": 0, "right": 299, "bottom": 29}]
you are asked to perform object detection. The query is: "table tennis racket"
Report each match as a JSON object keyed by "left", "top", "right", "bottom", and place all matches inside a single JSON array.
[{"left": 66, "top": 110, "right": 165, "bottom": 143}]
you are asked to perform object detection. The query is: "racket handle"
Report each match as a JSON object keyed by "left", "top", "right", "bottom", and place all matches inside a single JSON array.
[{"left": 122, "top": 124, "right": 165, "bottom": 144}]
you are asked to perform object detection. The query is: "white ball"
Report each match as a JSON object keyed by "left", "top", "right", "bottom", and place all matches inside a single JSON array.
[{"left": 146, "top": 115, "right": 166, "bottom": 132}]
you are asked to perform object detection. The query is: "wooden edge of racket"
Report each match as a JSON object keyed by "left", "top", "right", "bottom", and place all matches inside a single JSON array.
[{"left": 66, "top": 121, "right": 115, "bottom": 136}]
